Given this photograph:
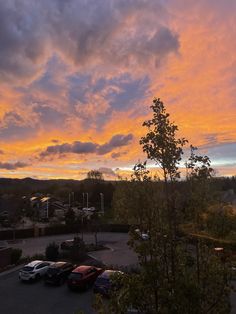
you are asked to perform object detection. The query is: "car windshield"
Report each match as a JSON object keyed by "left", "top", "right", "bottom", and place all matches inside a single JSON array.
[
  {"left": 68, "top": 273, "right": 83, "bottom": 280},
  {"left": 22, "top": 266, "right": 34, "bottom": 272}
]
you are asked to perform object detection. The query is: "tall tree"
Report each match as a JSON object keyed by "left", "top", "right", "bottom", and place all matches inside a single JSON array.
[
  {"left": 97, "top": 98, "right": 231, "bottom": 314},
  {"left": 140, "top": 97, "right": 188, "bottom": 284}
]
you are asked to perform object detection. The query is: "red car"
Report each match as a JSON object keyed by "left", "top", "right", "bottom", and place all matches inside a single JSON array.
[{"left": 67, "top": 265, "right": 104, "bottom": 290}]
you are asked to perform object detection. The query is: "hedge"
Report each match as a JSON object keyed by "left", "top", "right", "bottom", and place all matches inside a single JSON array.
[
  {"left": 0, "top": 228, "right": 34, "bottom": 240},
  {"left": 186, "top": 233, "right": 236, "bottom": 251},
  {"left": 0, "top": 224, "right": 130, "bottom": 240}
]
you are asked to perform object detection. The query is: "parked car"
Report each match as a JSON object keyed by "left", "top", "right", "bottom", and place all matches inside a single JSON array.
[
  {"left": 67, "top": 265, "right": 104, "bottom": 290},
  {"left": 19, "top": 260, "right": 53, "bottom": 282},
  {"left": 0, "top": 240, "right": 8, "bottom": 248},
  {"left": 44, "top": 261, "right": 75, "bottom": 286},
  {"left": 134, "top": 228, "right": 149, "bottom": 241},
  {"left": 93, "top": 270, "right": 124, "bottom": 297},
  {"left": 60, "top": 237, "right": 84, "bottom": 251}
]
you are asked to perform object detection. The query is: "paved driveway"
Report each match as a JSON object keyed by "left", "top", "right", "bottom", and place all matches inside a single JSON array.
[{"left": 9, "top": 232, "right": 138, "bottom": 267}]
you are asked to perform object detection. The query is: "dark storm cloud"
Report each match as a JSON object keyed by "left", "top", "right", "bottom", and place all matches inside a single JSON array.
[
  {"left": 47, "top": 0, "right": 178, "bottom": 66},
  {"left": 0, "top": 161, "right": 28, "bottom": 170},
  {"left": 97, "top": 134, "right": 134, "bottom": 155},
  {"left": 0, "top": 1, "right": 47, "bottom": 82},
  {"left": 0, "top": 0, "right": 179, "bottom": 82},
  {"left": 66, "top": 73, "right": 150, "bottom": 131},
  {"left": 40, "top": 133, "right": 133, "bottom": 158},
  {"left": 40, "top": 141, "right": 98, "bottom": 158}
]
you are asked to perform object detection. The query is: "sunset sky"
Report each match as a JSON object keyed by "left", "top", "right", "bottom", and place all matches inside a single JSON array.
[{"left": 0, "top": 0, "right": 236, "bottom": 180}]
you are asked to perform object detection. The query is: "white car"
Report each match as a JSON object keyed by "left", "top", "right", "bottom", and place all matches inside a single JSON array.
[
  {"left": 134, "top": 229, "right": 149, "bottom": 241},
  {"left": 82, "top": 207, "right": 96, "bottom": 212},
  {"left": 19, "top": 260, "right": 53, "bottom": 281}
]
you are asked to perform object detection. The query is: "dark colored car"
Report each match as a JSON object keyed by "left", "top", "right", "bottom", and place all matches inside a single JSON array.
[
  {"left": 93, "top": 270, "right": 123, "bottom": 297},
  {"left": 60, "top": 237, "right": 84, "bottom": 250},
  {"left": 67, "top": 265, "right": 104, "bottom": 290},
  {"left": 44, "top": 262, "right": 74, "bottom": 285}
]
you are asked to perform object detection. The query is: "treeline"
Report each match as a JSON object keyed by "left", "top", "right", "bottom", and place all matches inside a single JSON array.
[
  {"left": 0, "top": 177, "right": 115, "bottom": 210},
  {"left": 0, "top": 176, "right": 236, "bottom": 197},
  {"left": 0, "top": 176, "right": 235, "bottom": 214}
]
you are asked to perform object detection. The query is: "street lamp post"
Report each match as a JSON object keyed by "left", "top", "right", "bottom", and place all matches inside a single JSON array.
[
  {"left": 100, "top": 193, "right": 104, "bottom": 213},
  {"left": 71, "top": 192, "right": 74, "bottom": 205},
  {"left": 86, "top": 193, "right": 89, "bottom": 208},
  {"left": 46, "top": 199, "right": 49, "bottom": 219},
  {"left": 82, "top": 192, "right": 88, "bottom": 208}
]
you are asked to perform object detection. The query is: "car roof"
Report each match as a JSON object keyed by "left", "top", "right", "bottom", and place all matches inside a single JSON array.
[
  {"left": 50, "top": 262, "right": 68, "bottom": 268},
  {"left": 98, "top": 270, "right": 120, "bottom": 278},
  {"left": 72, "top": 265, "right": 94, "bottom": 273},
  {"left": 25, "top": 260, "right": 43, "bottom": 267}
]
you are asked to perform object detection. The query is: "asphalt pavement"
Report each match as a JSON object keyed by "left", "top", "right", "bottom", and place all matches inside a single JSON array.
[
  {"left": 1, "top": 232, "right": 236, "bottom": 313},
  {"left": 0, "top": 232, "right": 137, "bottom": 314},
  {"left": 8, "top": 232, "right": 138, "bottom": 267},
  {"left": 0, "top": 269, "right": 94, "bottom": 314}
]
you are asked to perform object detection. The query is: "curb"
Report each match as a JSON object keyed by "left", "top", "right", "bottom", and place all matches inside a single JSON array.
[{"left": 0, "top": 264, "right": 22, "bottom": 278}]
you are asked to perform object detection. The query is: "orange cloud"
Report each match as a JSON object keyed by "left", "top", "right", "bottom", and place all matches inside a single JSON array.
[{"left": 0, "top": 1, "right": 236, "bottom": 179}]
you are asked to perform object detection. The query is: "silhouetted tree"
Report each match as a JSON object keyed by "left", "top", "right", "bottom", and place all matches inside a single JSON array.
[
  {"left": 99, "top": 98, "right": 231, "bottom": 314},
  {"left": 87, "top": 170, "right": 104, "bottom": 181}
]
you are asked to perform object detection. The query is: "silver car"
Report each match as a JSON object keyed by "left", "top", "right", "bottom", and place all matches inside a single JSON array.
[{"left": 19, "top": 260, "right": 53, "bottom": 281}]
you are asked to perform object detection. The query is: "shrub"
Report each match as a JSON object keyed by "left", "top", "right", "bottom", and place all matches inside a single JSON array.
[
  {"left": 206, "top": 209, "right": 235, "bottom": 238},
  {"left": 45, "top": 242, "right": 59, "bottom": 261},
  {"left": 30, "top": 253, "right": 45, "bottom": 261},
  {"left": 10, "top": 248, "right": 22, "bottom": 264},
  {"left": 69, "top": 237, "right": 86, "bottom": 262}
]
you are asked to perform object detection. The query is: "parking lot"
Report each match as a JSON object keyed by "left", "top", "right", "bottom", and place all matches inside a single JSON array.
[
  {"left": 0, "top": 232, "right": 137, "bottom": 314},
  {"left": 1, "top": 232, "right": 236, "bottom": 313},
  {"left": 0, "top": 270, "right": 94, "bottom": 314}
]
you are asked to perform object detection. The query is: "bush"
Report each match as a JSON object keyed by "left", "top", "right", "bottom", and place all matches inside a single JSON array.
[
  {"left": 30, "top": 253, "right": 46, "bottom": 261},
  {"left": 206, "top": 209, "right": 235, "bottom": 238},
  {"left": 187, "top": 233, "right": 236, "bottom": 252},
  {"left": 10, "top": 248, "right": 22, "bottom": 264},
  {"left": 69, "top": 237, "right": 86, "bottom": 262},
  {"left": 45, "top": 242, "right": 59, "bottom": 261}
]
